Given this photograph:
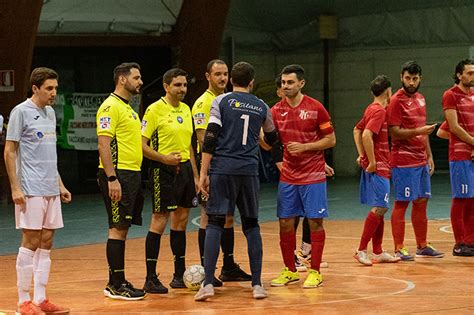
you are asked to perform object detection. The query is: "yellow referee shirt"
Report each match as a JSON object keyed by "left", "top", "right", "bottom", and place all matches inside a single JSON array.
[
  {"left": 192, "top": 89, "right": 216, "bottom": 130},
  {"left": 141, "top": 97, "right": 193, "bottom": 162},
  {"left": 96, "top": 93, "right": 143, "bottom": 171}
]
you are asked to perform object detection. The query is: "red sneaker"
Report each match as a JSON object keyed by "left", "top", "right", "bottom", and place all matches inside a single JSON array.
[
  {"left": 16, "top": 301, "right": 43, "bottom": 315},
  {"left": 37, "top": 300, "right": 69, "bottom": 314}
]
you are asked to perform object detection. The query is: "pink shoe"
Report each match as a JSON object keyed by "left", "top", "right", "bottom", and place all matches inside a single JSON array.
[
  {"left": 16, "top": 301, "right": 43, "bottom": 315},
  {"left": 37, "top": 299, "right": 69, "bottom": 314}
]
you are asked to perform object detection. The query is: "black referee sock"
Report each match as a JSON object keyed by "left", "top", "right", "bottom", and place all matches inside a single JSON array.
[
  {"left": 302, "top": 217, "right": 311, "bottom": 244},
  {"left": 222, "top": 227, "right": 235, "bottom": 269},
  {"left": 198, "top": 228, "right": 206, "bottom": 266},
  {"left": 170, "top": 230, "right": 186, "bottom": 276},
  {"left": 106, "top": 239, "right": 126, "bottom": 289},
  {"left": 145, "top": 231, "right": 162, "bottom": 278}
]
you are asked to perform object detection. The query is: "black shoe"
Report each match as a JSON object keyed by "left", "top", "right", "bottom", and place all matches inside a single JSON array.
[
  {"left": 219, "top": 264, "right": 252, "bottom": 282},
  {"left": 169, "top": 274, "right": 187, "bottom": 288},
  {"left": 213, "top": 276, "right": 223, "bottom": 287},
  {"left": 105, "top": 281, "right": 146, "bottom": 301},
  {"left": 453, "top": 243, "right": 465, "bottom": 256},
  {"left": 143, "top": 275, "right": 168, "bottom": 294},
  {"left": 453, "top": 243, "right": 474, "bottom": 257}
]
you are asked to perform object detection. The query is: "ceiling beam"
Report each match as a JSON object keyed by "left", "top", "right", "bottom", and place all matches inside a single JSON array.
[{"left": 35, "top": 34, "right": 174, "bottom": 47}]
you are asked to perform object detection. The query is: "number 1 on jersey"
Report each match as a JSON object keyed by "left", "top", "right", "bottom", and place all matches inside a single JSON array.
[{"left": 240, "top": 114, "right": 249, "bottom": 145}]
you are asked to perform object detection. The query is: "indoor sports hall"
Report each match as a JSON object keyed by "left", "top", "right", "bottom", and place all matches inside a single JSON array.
[{"left": 0, "top": 1, "right": 473, "bottom": 314}]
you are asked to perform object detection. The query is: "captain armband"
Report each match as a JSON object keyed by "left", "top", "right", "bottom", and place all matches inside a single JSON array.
[{"left": 202, "top": 123, "right": 221, "bottom": 154}]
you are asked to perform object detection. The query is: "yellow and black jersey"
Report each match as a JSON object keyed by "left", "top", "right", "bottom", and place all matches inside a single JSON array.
[
  {"left": 96, "top": 93, "right": 142, "bottom": 171},
  {"left": 141, "top": 97, "right": 193, "bottom": 162}
]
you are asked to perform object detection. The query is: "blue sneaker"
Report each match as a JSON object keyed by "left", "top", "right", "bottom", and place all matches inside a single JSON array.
[
  {"left": 416, "top": 243, "right": 444, "bottom": 258},
  {"left": 395, "top": 247, "right": 415, "bottom": 261}
]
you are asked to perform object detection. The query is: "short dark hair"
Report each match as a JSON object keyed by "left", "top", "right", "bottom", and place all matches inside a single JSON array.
[
  {"left": 30, "top": 67, "right": 58, "bottom": 88},
  {"left": 163, "top": 68, "right": 187, "bottom": 85},
  {"left": 113, "top": 62, "right": 141, "bottom": 84},
  {"left": 231, "top": 62, "right": 254, "bottom": 87},
  {"left": 281, "top": 64, "right": 305, "bottom": 81},
  {"left": 371, "top": 75, "right": 391, "bottom": 97},
  {"left": 453, "top": 58, "right": 474, "bottom": 84},
  {"left": 401, "top": 60, "right": 422, "bottom": 76},
  {"left": 275, "top": 75, "right": 282, "bottom": 88},
  {"left": 206, "top": 59, "right": 226, "bottom": 73}
]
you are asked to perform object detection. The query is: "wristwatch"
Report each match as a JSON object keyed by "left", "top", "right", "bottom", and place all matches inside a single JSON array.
[{"left": 107, "top": 175, "right": 118, "bottom": 182}]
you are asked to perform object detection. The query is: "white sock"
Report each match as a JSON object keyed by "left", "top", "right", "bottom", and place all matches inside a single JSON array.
[
  {"left": 16, "top": 247, "right": 35, "bottom": 304},
  {"left": 301, "top": 242, "right": 311, "bottom": 256},
  {"left": 33, "top": 249, "right": 51, "bottom": 305}
]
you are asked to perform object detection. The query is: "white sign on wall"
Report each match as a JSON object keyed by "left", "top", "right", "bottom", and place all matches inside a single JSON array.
[{"left": 0, "top": 70, "right": 14, "bottom": 92}]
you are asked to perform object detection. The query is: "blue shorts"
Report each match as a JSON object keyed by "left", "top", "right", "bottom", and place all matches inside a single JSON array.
[
  {"left": 277, "top": 182, "right": 328, "bottom": 219},
  {"left": 449, "top": 161, "right": 474, "bottom": 198},
  {"left": 392, "top": 165, "right": 431, "bottom": 201},
  {"left": 206, "top": 174, "right": 260, "bottom": 218},
  {"left": 359, "top": 171, "right": 390, "bottom": 208}
]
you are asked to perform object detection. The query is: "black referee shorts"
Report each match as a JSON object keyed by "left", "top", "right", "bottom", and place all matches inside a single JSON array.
[
  {"left": 97, "top": 169, "right": 144, "bottom": 229},
  {"left": 149, "top": 160, "right": 198, "bottom": 213}
]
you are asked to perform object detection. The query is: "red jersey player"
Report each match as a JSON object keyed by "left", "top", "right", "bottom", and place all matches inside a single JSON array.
[
  {"left": 270, "top": 64, "right": 335, "bottom": 288},
  {"left": 442, "top": 58, "right": 474, "bottom": 256},
  {"left": 353, "top": 75, "right": 400, "bottom": 266},
  {"left": 387, "top": 61, "right": 443, "bottom": 260}
]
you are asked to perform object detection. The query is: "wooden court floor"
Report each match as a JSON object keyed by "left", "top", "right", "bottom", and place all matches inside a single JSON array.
[{"left": 1, "top": 219, "right": 473, "bottom": 314}]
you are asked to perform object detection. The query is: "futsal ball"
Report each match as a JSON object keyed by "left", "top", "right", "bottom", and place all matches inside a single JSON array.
[{"left": 183, "top": 264, "right": 205, "bottom": 290}]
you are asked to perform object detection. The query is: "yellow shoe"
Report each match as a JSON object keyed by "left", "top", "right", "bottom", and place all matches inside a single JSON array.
[
  {"left": 270, "top": 267, "right": 300, "bottom": 287},
  {"left": 303, "top": 269, "right": 323, "bottom": 288}
]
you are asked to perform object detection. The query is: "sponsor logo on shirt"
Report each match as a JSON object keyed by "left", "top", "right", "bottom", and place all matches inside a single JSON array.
[
  {"left": 228, "top": 98, "right": 263, "bottom": 112},
  {"left": 34, "top": 115, "right": 40, "bottom": 120},
  {"left": 99, "top": 117, "right": 111, "bottom": 130},
  {"left": 281, "top": 112, "right": 288, "bottom": 117}
]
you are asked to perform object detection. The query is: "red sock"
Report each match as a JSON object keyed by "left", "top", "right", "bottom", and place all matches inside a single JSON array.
[
  {"left": 412, "top": 199, "right": 428, "bottom": 248},
  {"left": 279, "top": 231, "right": 296, "bottom": 272},
  {"left": 391, "top": 201, "right": 409, "bottom": 251},
  {"left": 462, "top": 199, "right": 474, "bottom": 244},
  {"left": 358, "top": 211, "right": 381, "bottom": 251},
  {"left": 372, "top": 217, "right": 384, "bottom": 255},
  {"left": 451, "top": 198, "right": 465, "bottom": 244},
  {"left": 310, "top": 230, "right": 325, "bottom": 272}
]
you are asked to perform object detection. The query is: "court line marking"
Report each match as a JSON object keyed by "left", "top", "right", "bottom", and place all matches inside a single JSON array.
[
  {"left": 439, "top": 225, "right": 453, "bottom": 234},
  {"left": 0, "top": 273, "right": 413, "bottom": 314}
]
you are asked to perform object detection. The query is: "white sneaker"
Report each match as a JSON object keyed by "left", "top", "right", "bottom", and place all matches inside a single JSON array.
[
  {"left": 372, "top": 251, "right": 401, "bottom": 263},
  {"left": 252, "top": 285, "right": 268, "bottom": 299},
  {"left": 194, "top": 283, "right": 214, "bottom": 301},
  {"left": 353, "top": 250, "right": 373, "bottom": 266}
]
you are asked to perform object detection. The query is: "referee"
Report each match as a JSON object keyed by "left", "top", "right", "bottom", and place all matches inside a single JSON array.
[
  {"left": 141, "top": 68, "right": 199, "bottom": 293},
  {"left": 96, "top": 62, "right": 145, "bottom": 300}
]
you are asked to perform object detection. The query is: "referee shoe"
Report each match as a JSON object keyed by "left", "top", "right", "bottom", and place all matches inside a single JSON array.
[
  {"left": 104, "top": 281, "right": 146, "bottom": 301},
  {"left": 143, "top": 274, "right": 168, "bottom": 294},
  {"left": 219, "top": 263, "right": 252, "bottom": 282}
]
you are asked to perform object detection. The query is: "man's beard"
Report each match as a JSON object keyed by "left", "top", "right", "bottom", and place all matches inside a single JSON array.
[{"left": 402, "top": 82, "right": 420, "bottom": 95}]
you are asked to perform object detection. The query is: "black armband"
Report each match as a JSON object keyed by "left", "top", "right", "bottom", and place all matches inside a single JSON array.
[
  {"left": 202, "top": 123, "right": 221, "bottom": 154},
  {"left": 263, "top": 129, "right": 279, "bottom": 146}
]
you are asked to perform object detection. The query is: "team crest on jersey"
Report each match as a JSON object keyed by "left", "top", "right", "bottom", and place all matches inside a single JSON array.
[
  {"left": 417, "top": 98, "right": 426, "bottom": 107},
  {"left": 36, "top": 131, "right": 44, "bottom": 139},
  {"left": 99, "top": 117, "right": 111, "bottom": 130},
  {"left": 177, "top": 116, "right": 183, "bottom": 124},
  {"left": 299, "top": 110, "right": 309, "bottom": 120}
]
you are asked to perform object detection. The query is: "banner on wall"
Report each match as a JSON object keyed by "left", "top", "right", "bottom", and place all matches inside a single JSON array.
[{"left": 55, "top": 93, "right": 140, "bottom": 150}]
